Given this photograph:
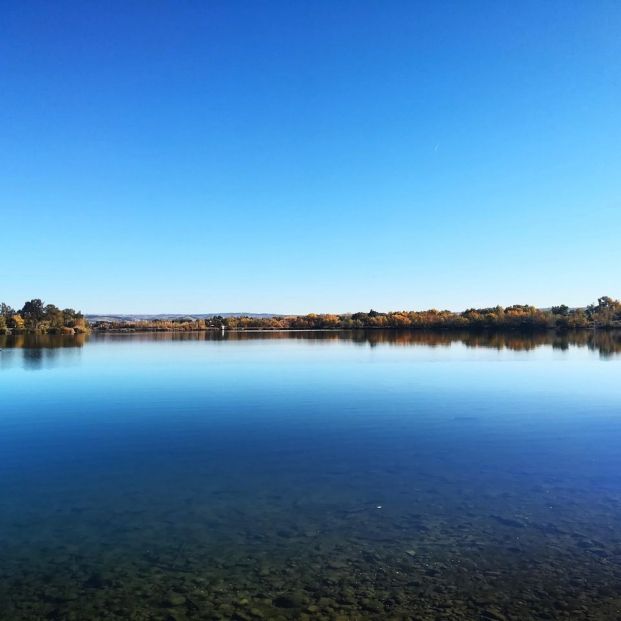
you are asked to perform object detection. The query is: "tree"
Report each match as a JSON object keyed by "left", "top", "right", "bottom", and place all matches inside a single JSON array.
[
  {"left": 1, "top": 303, "right": 14, "bottom": 319},
  {"left": 20, "top": 299, "right": 46, "bottom": 330},
  {"left": 597, "top": 296, "right": 616, "bottom": 309},
  {"left": 0, "top": 315, "right": 7, "bottom": 334},
  {"left": 45, "top": 304, "right": 64, "bottom": 330},
  {"left": 591, "top": 296, "right": 621, "bottom": 327},
  {"left": 10, "top": 314, "right": 25, "bottom": 330},
  {"left": 62, "top": 308, "right": 76, "bottom": 325},
  {"left": 551, "top": 305, "right": 569, "bottom": 317}
]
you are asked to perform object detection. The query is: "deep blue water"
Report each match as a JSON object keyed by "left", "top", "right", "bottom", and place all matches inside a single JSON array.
[{"left": 1, "top": 331, "right": 621, "bottom": 620}]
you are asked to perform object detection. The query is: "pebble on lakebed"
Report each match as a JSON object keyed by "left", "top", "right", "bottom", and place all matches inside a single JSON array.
[{"left": 2, "top": 474, "right": 621, "bottom": 620}]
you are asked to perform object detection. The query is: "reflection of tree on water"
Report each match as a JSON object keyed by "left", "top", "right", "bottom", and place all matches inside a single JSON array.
[
  {"left": 584, "top": 330, "right": 621, "bottom": 359},
  {"left": 90, "top": 329, "right": 621, "bottom": 357},
  {"left": 0, "top": 333, "right": 87, "bottom": 371},
  {"left": 356, "top": 329, "right": 621, "bottom": 357},
  {"left": 0, "top": 334, "right": 88, "bottom": 349},
  {"left": 1, "top": 331, "right": 619, "bottom": 365}
]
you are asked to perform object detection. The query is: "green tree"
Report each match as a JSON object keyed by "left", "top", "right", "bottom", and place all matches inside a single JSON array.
[
  {"left": 45, "top": 304, "right": 64, "bottom": 331},
  {"left": 20, "top": 299, "right": 46, "bottom": 331},
  {"left": 551, "top": 305, "right": 569, "bottom": 317}
]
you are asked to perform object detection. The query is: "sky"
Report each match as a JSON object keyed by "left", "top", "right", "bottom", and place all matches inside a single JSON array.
[{"left": 1, "top": 1, "right": 620, "bottom": 314}]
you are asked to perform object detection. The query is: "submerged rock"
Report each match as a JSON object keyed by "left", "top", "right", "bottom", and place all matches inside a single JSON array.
[
  {"left": 83, "top": 572, "right": 107, "bottom": 589},
  {"left": 490, "top": 515, "right": 526, "bottom": 529},
  {"left": 272, "top": 591, "right": 309, "bottom": 608},
  {"left": 164, "top": 591, "right": 186, "bottom": 607},
  {"left": 481, "top": 608, "right": 507, "bottom": 621}
]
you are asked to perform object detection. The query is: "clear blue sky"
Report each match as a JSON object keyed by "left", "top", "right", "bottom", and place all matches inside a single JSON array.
[{"left": 2, "top": 1, "right": 620, "bottom": 314}]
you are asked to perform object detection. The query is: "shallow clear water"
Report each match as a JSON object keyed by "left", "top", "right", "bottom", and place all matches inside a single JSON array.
[{"left": 1, "top": 331, "right": 621, "bottom": 620}]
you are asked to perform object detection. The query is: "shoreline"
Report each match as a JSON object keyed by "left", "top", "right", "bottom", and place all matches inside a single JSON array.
[{"left": 4, "top": 324, "right": 620, "bottom": 336}]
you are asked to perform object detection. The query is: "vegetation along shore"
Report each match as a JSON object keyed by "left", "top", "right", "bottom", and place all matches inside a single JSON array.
[
  {"left": 2, "top": 296, "right": 620, "bottom": 335},
  {"left": 0, "top": 299, "right": 87, "bottom": 335}
]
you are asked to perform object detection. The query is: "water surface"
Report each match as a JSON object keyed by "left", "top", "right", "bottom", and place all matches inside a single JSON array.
[{"left": 1, "top": 331, "right": 621, "bottom": 620}]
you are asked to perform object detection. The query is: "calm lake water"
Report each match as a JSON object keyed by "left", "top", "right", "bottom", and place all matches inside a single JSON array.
[{"left": 1, "top": 330, "right": 621, "bottom": 621}]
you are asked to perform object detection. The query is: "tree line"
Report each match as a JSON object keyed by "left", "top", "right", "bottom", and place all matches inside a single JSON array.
[
  {"left": 91, "top": 296, "right": 621, "bottom": 332},
  {"left": 0, "top": 299, "right": 88, "bottom": 334},
  {"left": 3, "top": 295, "right": 619, "bottom": 335}
]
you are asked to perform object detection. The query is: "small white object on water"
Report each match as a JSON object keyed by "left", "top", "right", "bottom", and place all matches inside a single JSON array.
[{"left": 376, "top": 505, "right": 382, "bottom": 509}]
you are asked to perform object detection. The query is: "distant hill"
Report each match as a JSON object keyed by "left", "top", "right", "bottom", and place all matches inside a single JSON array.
[{"left": 86, "top": 313, "right": 280, "bottom": 322}]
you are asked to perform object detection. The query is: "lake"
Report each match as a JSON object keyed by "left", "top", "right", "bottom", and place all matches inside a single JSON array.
[{"left": 1, "top": 330, "right": 621, "bottom": 620}]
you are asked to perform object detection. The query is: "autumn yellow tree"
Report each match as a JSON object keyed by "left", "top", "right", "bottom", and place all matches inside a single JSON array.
[{"left": 10, "top": 314, "right": 25, "bottom": 331}]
